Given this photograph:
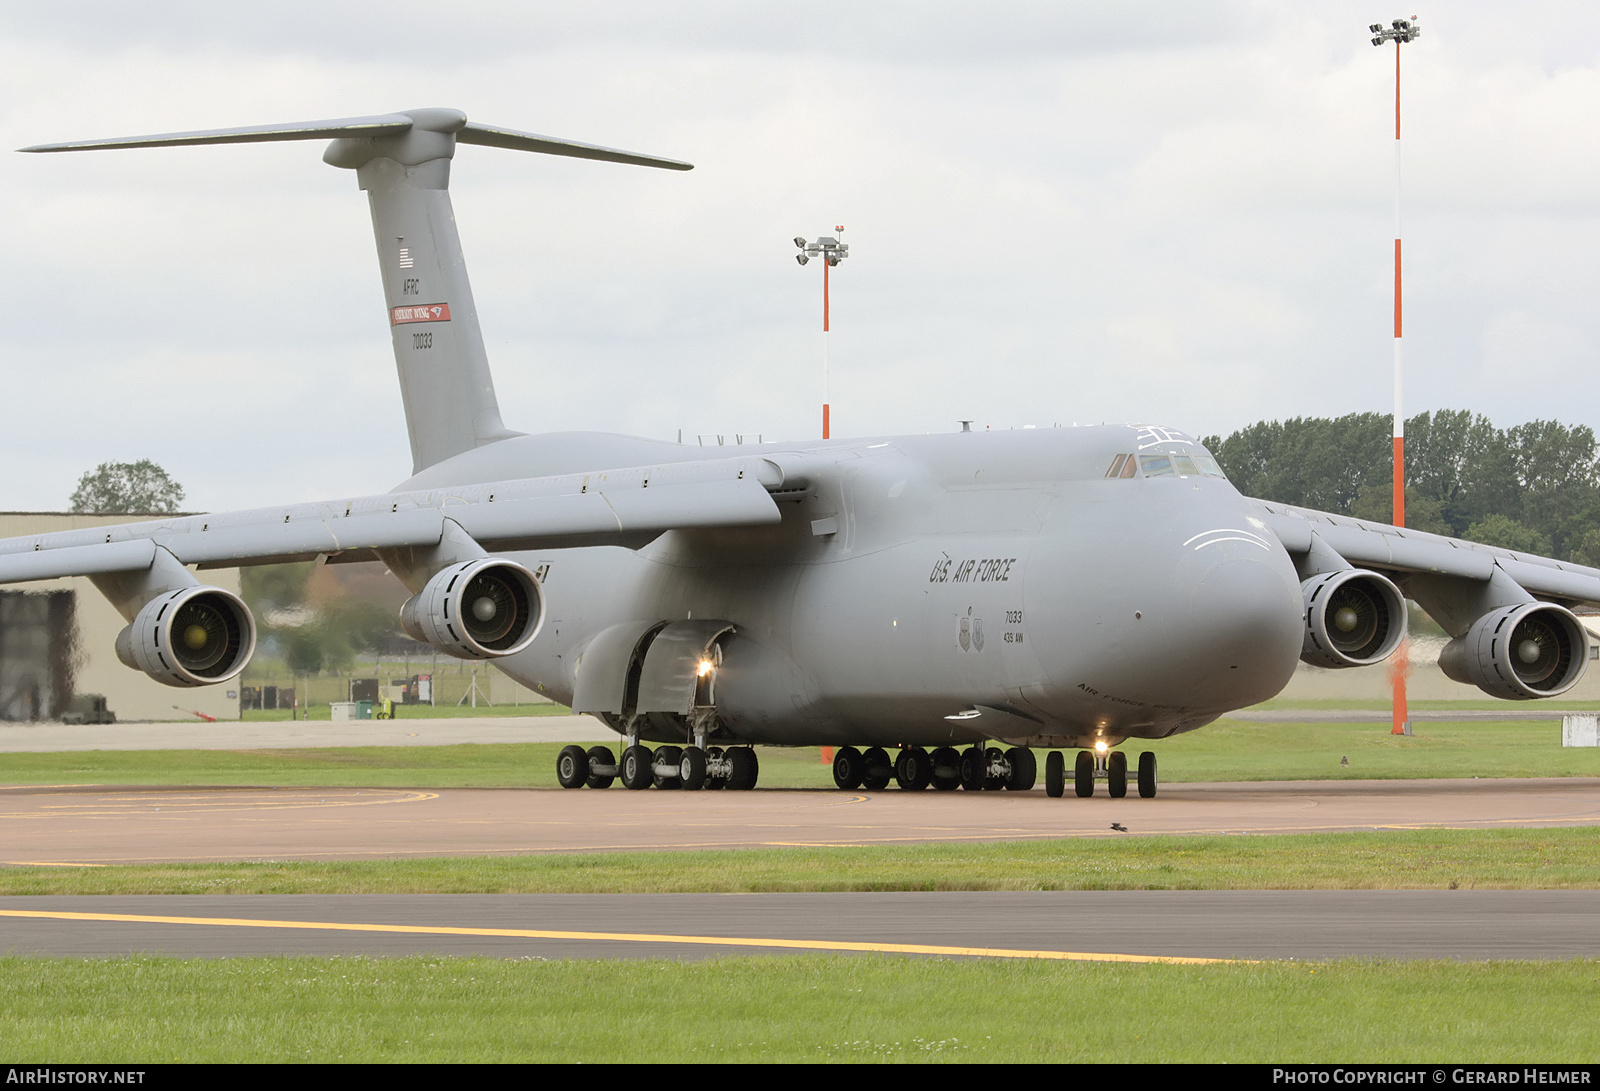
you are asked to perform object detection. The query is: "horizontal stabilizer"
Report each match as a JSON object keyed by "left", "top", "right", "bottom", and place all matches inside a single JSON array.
[
  {"left": 18, "top": 114, "right": 416, "bottom": 153},
  {"left": 458, "top": 122, "right": 692, "bottom": 170},
  {"left": 19, "top": 110, "right": 693, "bottom": 171}
]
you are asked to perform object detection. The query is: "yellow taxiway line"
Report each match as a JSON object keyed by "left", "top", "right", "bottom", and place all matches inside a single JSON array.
[{"left": 0, "top": 908, "right": 1235, "bottom": 964}]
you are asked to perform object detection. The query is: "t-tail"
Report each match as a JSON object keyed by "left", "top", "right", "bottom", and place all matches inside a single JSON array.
[{"left": 20, "top": 109, "right": 693, "bottom": 474}]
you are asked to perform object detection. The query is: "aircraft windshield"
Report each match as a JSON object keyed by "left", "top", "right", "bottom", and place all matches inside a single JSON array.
[{"left": 1107, "top": 450, "right": 1228, "bottom": 480}]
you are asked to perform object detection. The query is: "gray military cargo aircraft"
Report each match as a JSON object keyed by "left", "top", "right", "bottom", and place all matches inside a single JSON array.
[{"left": 7, "top": 108, "right": 1597, "bottom": 799}]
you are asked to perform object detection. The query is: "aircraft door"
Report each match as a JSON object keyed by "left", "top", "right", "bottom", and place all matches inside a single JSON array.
[
  {"left": 635, "top": 619, "right": 737, "bottom": 718},
  {"left": 571, "top": 620, "right": 668, "bottom": 717}
]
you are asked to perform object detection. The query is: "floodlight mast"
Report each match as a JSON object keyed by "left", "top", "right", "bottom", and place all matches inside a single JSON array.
[
  {"left": 1372, "top": 16, "right": 1421, "bottom": 736},
  {"left": 794, "top": 229, "right": 850, "bottom": 438}
]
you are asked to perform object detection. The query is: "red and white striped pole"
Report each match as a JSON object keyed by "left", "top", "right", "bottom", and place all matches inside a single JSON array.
[
  {"left": 1372, "top": 17, "right": 1420, "bottom": 735},
  {"left": 795, "top": 228, "right": 849, "bottom": 442}
]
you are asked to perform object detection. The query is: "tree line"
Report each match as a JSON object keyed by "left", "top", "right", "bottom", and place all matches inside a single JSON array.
[{"left": 1200, "top": 410, "right": 1600, "bottom": 566}]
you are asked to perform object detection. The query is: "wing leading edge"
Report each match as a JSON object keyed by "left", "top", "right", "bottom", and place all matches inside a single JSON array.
[
  {"left": 1250, "top": 499, "right": 1600, "bottom": 608},
  {"left": 0, "top": 456, "right": 787, "bottom": 585}
]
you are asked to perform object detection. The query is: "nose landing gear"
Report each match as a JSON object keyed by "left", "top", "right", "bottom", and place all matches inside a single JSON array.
[{"left": 1044, "top": 748, "right": 1158, "bottom": 799}]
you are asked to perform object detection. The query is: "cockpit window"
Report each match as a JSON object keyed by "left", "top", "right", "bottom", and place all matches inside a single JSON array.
[{"left": 1111, "top": 449, "right": 1228, "bottom": 480}]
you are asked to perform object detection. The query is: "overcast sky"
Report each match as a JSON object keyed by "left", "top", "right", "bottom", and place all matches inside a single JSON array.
[{"left": 3, "top": 2, "right": 1598, "bottom": 512}]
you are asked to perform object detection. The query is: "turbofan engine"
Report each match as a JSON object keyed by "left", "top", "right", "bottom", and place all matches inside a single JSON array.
[
  {"left": 115, "top": 586, "right": 257, "bottom": 688},
  {"left": 1438, "top": 602, "right": 1588, "bottom": 700},
  {"left": 399, "top": 558, "right": 544, "bottom": 659},
  {"left": 1299, "top": 570, "right": 1407, "bottom": 668}
]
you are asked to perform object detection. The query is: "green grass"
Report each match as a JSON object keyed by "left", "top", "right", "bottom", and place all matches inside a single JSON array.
[
  {"left": 3, "top": 827, "right": 1598, "bottom": 895},
  {"left": 240, "top": 701, "right": 572, "bottom": 721},
  {"left": 1249, "top": 696, "right": 1600, "bottom": 711},
  {"left": 1145, "top": 717, "right": 1600, "bottom": 781},
  {"left": 10, "top": 718, "right": 1597, "bottom": 788},
  {"left": 0, "top": 954, "right": 1592, "bottom": 1062}
]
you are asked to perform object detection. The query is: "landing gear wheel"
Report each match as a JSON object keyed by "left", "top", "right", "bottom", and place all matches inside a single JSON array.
[
  {"left": 832, "top": 746, "right": 865, "bottom": 790},
  {"left": 930, "top": 746, "right": 961, "bottom": 791},
  {"left": 727, "top": 746, "right": 759, "bottom": 790},
  {"left": 1005, "top": 747, "right": 1037, "bottom": 791},
  {"left": 958, "top": 747, "right": 985, "bottom": 791},
  {"left": 556, "top": 745, "right": 589, "bottom": 789},
  {"left": 1107, "top": 750, "right": 1128, "bottom": 798},
  {"left": 862, "top": 747, "right": 893, "bottom": 790},
  {"left": 585, "top": 746, "right": 616, "bottom": 790},
  {"left": 679, "top": 746, "right": 708, "bottom": 791},
  {"left": 1074, "top": 750, "right": 1095, "bottom": 798},
  {"left": 1138, "top": 751, "right": 1158, "bottom": 799},
  {"left": 704, "top": 747, "right": 727, "bottom": 790},
  {"left": 1045, "top": 751, "right": 1065, "bottom": 798},
  {"left": 983, "top": 747, "right": 1007, "bottom": 790},
  {"left": 653, "top": 745, "right": 683, "bottom": 790},
  {"left": 895, "top": 747, "right": 932, "bottom": 790},
  {"left": 620, "top": 745, "right": 654, "bottom": 791}
]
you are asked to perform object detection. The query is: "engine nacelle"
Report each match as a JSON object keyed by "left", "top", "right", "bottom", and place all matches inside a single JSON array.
[
  {"left": 114, "top": 586, "right": 256, "bottom": 688},
  {"left": 1438, "top": 602, "right": 1589, "bottom": 700},
  {"left": 1300, "top": 570, "right": 1407, "bottom": 668},
  {"left": 399, "top": 558, "right": 544, "bottom": 660}
]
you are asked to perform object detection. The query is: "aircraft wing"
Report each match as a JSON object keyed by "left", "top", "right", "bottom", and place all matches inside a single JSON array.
[
  {"left": 0, "top": 455, "right": 786, "bottom": 585},
  {"left": 1249, "top": 498, "right": 1600, "bottom": 607}
]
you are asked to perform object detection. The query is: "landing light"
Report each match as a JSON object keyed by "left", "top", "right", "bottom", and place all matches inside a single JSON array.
[
  {"left": 697, "top": 658, "right": 715, "bottom": 677},
  {"left": 1094, "top": 740, "right": 1109, "bottom": 754}
]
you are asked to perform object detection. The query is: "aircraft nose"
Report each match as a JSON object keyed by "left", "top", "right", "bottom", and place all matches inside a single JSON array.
[{"left": 1180, "top": 550, "right": 1303, "bottom": 709}]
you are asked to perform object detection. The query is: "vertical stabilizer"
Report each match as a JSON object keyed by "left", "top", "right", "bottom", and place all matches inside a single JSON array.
[
  {"left": 324, "top": 109, "right": 511, "bottom": 473},
  {"left": 21, "top": 109, "right": 693, "bottom": 475}
]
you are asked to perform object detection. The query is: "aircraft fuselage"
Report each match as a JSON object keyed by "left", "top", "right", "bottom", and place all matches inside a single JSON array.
[{"left": 401, "top": 423, "right": 1305, "bottom": 748}]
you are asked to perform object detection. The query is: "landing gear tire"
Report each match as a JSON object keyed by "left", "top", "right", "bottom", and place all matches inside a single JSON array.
[
  {"left": 895, "top": 747, "right": 932, "bottom": 790},
  {"left": 680, "top": 746, "right": 708, "bottom": 791},
  {"left": 1138, "top": 751, "right": 1158, "bottom": 799},
  {"left": 654, "top": 745, "right": 683, "bottom": 790},
  {"left": 1108, "top": 750, "right": 1128, "bottom": 798},
  {"left": 862, "top": 747, "right": 893, "bottom": 790},
  {"left": 704, "top": 747, "right": 727, "bottom": 790},
  {"left": 727, "top": 746, "right": 759, "bottom": 790},
  {"left": 1045, "top": 751, "right": 1065, "bottom": 798},
  {"left": 958, "top": 747, "right": 985, "bottom": 791},
  {"left": 983, "top": 747, "right": 1007, "bottom": 791},
  {"left": 833, "top": 746, "right": 865, "bottom": 789},
  {"left": 620, "top": 745, "right": 654, "bottom": 791},
  {"left": 556, "top": 745, "right": 589, "bottom": 789},
  {"left": 930, "top": 746, "right": 961, "bottom": 791},
  {"left": 1074, "top": 750, "right": 1094, "bottom": 798},
  {"left": 585, "top": 746, "right": 616, "bottom": 790},
  {"left": 1005, "top": 747, "right": 1037, "bottom": 791}
]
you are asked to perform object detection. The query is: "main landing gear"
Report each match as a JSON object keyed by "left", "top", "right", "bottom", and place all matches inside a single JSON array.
[
  {"left": 1043, "top": 749, "right": 1157, "bottom": 799},
  {"left": 557, "top": 744, "right": 760, "bottom": 791},
  {"left": 830, "top": 745, "right": 1037, "bottom": 792}
]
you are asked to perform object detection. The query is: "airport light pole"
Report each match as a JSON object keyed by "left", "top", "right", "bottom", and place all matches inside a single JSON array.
[
  {"left": 1372, "top": 16, "right": 1421, "bottom": 735},
  {"left": 794, "top": 228, "right": 849, "bottom": 439}
]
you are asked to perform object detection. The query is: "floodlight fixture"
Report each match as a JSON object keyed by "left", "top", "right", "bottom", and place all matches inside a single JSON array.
[{"left": 1371, "top": 16, "right": 1421, "bottom": 45}]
